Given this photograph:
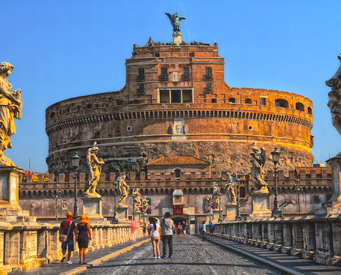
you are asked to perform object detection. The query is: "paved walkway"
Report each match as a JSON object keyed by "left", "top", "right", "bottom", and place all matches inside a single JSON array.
[
  {"left": 9, "top": 237, "right": 148, "bottom": 275},
  {"left": 80, "top": 235, "right": 280, "bottom": 275},
  {"left": 208, "top": 235, "right": 341, "bottom": 275}
]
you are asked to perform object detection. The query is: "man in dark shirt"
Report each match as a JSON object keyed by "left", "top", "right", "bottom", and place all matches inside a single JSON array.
[
  {"left": 59, "top": 212, "right": 76, "bottom": 264},
  {"left": 182, "top": 221, "right": 187, "bottom": 238}
]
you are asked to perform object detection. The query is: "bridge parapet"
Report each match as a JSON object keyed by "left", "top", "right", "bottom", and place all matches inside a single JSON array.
[
  {"left": 214, "top": 216, "right": 341, "bottom": 266},
  {"left": 0, "top": 222, "right": 142, "bottom": 274}
]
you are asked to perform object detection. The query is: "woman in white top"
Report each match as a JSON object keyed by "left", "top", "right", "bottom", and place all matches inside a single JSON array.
[{"left": 149, "top": 217, "right": 160, "bottom": 259}]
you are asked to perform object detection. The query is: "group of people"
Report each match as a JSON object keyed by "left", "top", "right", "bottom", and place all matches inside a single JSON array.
[
  {"left": 174, "top": 221, "right": 187, "bottom": 238},
  {"left": 198, "top": 221, "right": 215, "bottom": 240},
  {"left": 59, "top": 212, "right": 92, "bottom": 265}
]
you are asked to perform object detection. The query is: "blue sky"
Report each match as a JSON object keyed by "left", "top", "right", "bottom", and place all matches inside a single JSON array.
[{"left": 2, "top": 0, "right": 340, "bottom": 172}]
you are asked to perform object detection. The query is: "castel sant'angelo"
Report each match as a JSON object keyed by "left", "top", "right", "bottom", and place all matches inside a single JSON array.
[{"left": 45, "top": 13, "right": 313, "bottom": 176}]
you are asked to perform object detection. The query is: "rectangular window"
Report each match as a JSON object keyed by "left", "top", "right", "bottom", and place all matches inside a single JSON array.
[
  {"left": 182, "top": 90, "right": 192, "bottom": 103},
  {"left": 184, "top": 67, "right": 189, "bottom": 76},
  {"left": 261, "top": 98, "right": 266, "bottom": 105},
  {"left": 161, "top": 67, "right": 167, "bottom": 76},
  {"left": 206, "top": 83, "right": 212, "bottom": 90},
  {"left": 171, "top": 90, "right": 181, "bottom": 103},
  {"left": 160, "top": 90, "right": 169, "bottom": 103},
  {"left": 138, "top": 84, "right": 144, "bottom": 91},
  {"left": 189, "top": 53, "right": 194, "bottom": 57},
  {"left": 138, "top": 68, "right": 144, "bottom": 79},
  {"left": 211, "top": 98, "right": 217, "bottom": 103},
  {"left": 155, "top": 53, "right": 160, "bottom": 57},
  {"left": 206, "top": 67, "right": 212, "bottom": 76}
]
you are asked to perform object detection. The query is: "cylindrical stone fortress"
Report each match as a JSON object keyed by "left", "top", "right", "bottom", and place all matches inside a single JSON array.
[{"left": 46, "top": 41, "right": 313, "bottom": 175}]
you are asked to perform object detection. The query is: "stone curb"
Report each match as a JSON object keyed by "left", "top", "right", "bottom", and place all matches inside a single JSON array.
[
  {"left": 203, "top": 236, "right": 304, "bottom": 275},
  {"left": 60, "top": 239, "right": 149, "bottom": 275}
]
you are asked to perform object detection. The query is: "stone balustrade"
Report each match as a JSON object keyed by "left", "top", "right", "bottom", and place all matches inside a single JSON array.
[
  {"left": 0, "top": 222, "right": 143, "bottom": 274},
  {"left": 214, "top": 216, "right": 341, "bottom": 266}
]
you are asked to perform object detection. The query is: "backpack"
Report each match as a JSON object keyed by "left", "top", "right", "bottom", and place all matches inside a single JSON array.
[{"left": 199, "top": 224, "right": 203, "bottom": 229}]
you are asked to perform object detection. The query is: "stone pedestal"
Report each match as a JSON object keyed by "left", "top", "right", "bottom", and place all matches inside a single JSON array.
[
  {"left": 172, "top": 32, "right": 182, "bottom": 44},
  {"left": 225, "top": 204, "right": 237, "bottom": 220},
  {"left": 116, "top": 206, "right": 129, "bottom": 222},
  {"left": 141, "top": 213, "right": 149, "bottom": 223},
  {"left": 212, "top": 209, "right": 221, "bottom": 223},
  {"left": 82, "top": 197, "right": 109, "bottom": 224},
  {"left": 250, "top": 191, "right": 271, "bottom": 219},
  {"left": 316, "top": 153, "right": 341, "bottom": 215},
  {"left": 133, "top": 212, "right": 141, "bottom": 221},
  {"left": 0, "top": 166, "right": 36, "bottom": 223}
]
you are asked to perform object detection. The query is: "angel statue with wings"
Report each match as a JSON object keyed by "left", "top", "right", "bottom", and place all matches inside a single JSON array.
[
  {"left": 250, "top": 147, "right": 268, "bottom": 191},
  {"left": 165, "top": 12, "right": 186, "bottom": 33}
]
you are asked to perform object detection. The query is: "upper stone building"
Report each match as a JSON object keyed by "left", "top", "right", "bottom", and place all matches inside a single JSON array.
[{"left": 45, "top": 24, "right": 313, "bottom": 176}]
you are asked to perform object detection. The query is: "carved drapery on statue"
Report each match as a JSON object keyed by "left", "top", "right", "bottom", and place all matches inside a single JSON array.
[
  {"left": 116, "top": 175, "right": 129, "bottom": 208},
  {"left": 211, "top": 182, "right": 222, "bottom": 210},
  {"left": 83, "top": 142, "right": 105, "bottom": 198},
  {"left": 250, "top": 147, "right": 268, "bottom": 192},
  {"left": 132, "top": 188, "right": 142, "bottom": 213},
  {"left": 225, "top": 173, "right": 236, "bottom": 204},
  {"left": 0, "top": 62, "right": 23, "bottom": 166},
  {"left": 326, "top": 54, "right": 341, "bottom": 135},
  {"left": 205, "top": 194, "right": 213, "bottom": 214},
  {"left": 141, "top": 196, "right": 149, "bottom": 214}
]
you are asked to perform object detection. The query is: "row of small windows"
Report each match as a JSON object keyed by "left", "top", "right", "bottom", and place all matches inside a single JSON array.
[{"left": 152, "top": 53, "right": 194, "bottom": 58}]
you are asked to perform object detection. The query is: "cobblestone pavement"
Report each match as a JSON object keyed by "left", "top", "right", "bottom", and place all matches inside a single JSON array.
[{"left": 80, "top": 235, "right": 280, "bottom": 275}]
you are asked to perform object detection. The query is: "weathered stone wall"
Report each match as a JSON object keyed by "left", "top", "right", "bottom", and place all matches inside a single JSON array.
[
  {"left": 45, "top": 41, "right": 313, "bottom": 175},
  {"left": 214, "top": 216, "right": 341, "bottom": 266},
  {"left": 0, "top": 222, "right": 143, "bottom": 274},
  {"left": 19, "top": 168, "right": 331, "bottom": 218}
]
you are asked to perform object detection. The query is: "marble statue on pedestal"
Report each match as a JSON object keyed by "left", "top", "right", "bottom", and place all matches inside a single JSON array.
[
  {"left": 250, "top": 147, "right": 268, "bottom": 192},
  {"left": 83, "top": 142, "right": 105, "bottom": 198},
  {"left": 141, "top": 196, "right": 149, "bottom": 214},
  {"left": 225, "top": 173, "right": 236, "bottom": 204},
  {"left": 117, "top": 175, "right": 129, "bottom": 208},
  {"left": 211, "top": 182, "right": 222, "bottom": 210},
  {"left": 205, "top": 194, "right": 213, "bottom": 214},
  {"left": 0, "top": 62, "right": 23, "bottom": 166},
  {"left": 132, "top": 188, "right": 142, "bottom": 212}
]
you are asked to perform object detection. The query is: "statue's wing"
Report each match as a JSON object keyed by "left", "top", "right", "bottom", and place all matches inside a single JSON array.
[
  {"left": 179, "top": 17, "right": 186, "bottom": 21},
  {"left": 261, "top": 147, "right": 266, "bottom": 165},
  {"left": 165, "top": 13, "right": 173, "bottom": 23}
]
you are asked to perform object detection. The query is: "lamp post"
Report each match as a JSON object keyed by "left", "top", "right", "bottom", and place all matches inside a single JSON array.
[
  {"left": 113, "top": 178, "right": 119, "bottom": 224},
  {"left": 72, "top": 152, "right": 80, "bottom": 218},
  {"left": 234, "top": 174, "right": 242, "bottom": 221},
  {"left": 271, "top": 147, "right": 282, "bottom": 218},
  {"left": 52, "top": 184, "right": 62, "bottom": 223}
]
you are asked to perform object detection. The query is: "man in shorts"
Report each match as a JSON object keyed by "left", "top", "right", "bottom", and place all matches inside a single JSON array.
[{"left": 59, "top": 212, "right": 76, "bottom": 264}]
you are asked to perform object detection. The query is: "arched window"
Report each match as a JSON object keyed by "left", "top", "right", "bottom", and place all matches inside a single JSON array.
[
  {"left": 245, "top": 98, "right": 252, "bottom": 104},
  {"left": 296, "top": 102, "right": 304, "bottom": 112},
  {"left": 229, "top": 98, "right": 236, "bottom": 104},
  {"left": 308, "top": 107, "right": 312, "bottom": 114},
  {"left": 275, "top": 99, "right": 289, "bottom": 108},
  {"left": 240, "top": 186, "right": 246, "bottom": 198}
]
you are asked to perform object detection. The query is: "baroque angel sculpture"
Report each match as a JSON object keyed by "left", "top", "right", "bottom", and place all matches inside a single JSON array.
[
  {"left": 132, "top": 188, "right": 142, "bottom": 213},
  {"left": 0, "top": 62, "right": 23, "bottom": 166},
  {"left": 250, "top": 147, "right": 267, "bottom": 191},
  {"left": 116, "top": 175, "right": 129, "bottom": 208},
  {"left": 165, "top": 12, "right": 186, "bottom": 33},
  {"left": 84, "top": 142, "right": 105, "bottom": 198},
  {"left": 225, "top": 173, "right": 236, "bottom": 204}
]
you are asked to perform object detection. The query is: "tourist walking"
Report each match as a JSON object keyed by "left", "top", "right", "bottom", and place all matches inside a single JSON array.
[
  {"left": 182, "top": 221, "right": 187, "bottom": 238},
  {"left": 209, "top": 221, "right": 215, "bottom": 236},
  {"left": 198, "top": 222, "right": 203, "bottom": 234},
  {"left": 161, "top": 212, "right": 174, "bottom": 258},
  {"left": 143, "top": 223, "right": 147, "bottom": 236},
  {"left": 177, "top": 222, "right": 182, "bottom": 237},
  {"left": 149, "top": 217, "right": 160, "bottom": 259},
  {"left": 75, "top": 215, "right": 92, "bottom": 264},
  {"left": 147, "top": 222, "right": 151, "bottom": 236},
  {"left": 59, "top": 212, "right": 76, "bottom": 264},
  {"left": 202, "top": 221, "right": 207, "bottom": 240}
]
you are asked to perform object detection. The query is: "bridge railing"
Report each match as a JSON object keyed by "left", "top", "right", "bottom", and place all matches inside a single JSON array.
[
  {"left": 0, "top": 222, "right": 143, "bottom": 274},
  {"left": 214, "top": 216, "right": 341, "bottom": 266}
]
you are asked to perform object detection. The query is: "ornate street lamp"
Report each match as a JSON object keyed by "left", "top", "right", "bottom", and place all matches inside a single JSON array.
[
  {"left": 112, "top": 178, "right": 119, "bottom": 224},
  {"left": 233, "top": 174, "right": 242, "bottom": 221},
  {"left": 271, "top": 147, "right": 282, "bottom": 218},
  {"left": 72, "top": 152, "right": 80, "bottom": 218},
  {"left": 52, "top": 183, "right": 62, "bottom": 223}
]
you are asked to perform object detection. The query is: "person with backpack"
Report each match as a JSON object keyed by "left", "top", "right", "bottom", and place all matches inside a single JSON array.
[
  {"left": 209, "top": 221, "right": 215, "bottom": 236},
  {"left": 161, "top": 212, "right": 174, "bottom": 258},
  {"left": 59, "top": 212, "right": 76, "bottom": 264},
  {"left": 198, "top": 222, "right": 203, "bottom": 234},
  {"left": 202, "top": 221, "right": 207, "bottom": 241}
]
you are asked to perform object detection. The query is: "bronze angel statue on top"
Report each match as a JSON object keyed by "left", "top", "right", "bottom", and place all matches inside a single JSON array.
[
  {"left": 250, "top": 147, "right": 268, "bottom": 192},
  {"left": 165, "top": 12, "right": 186, "bottom": 33}
]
